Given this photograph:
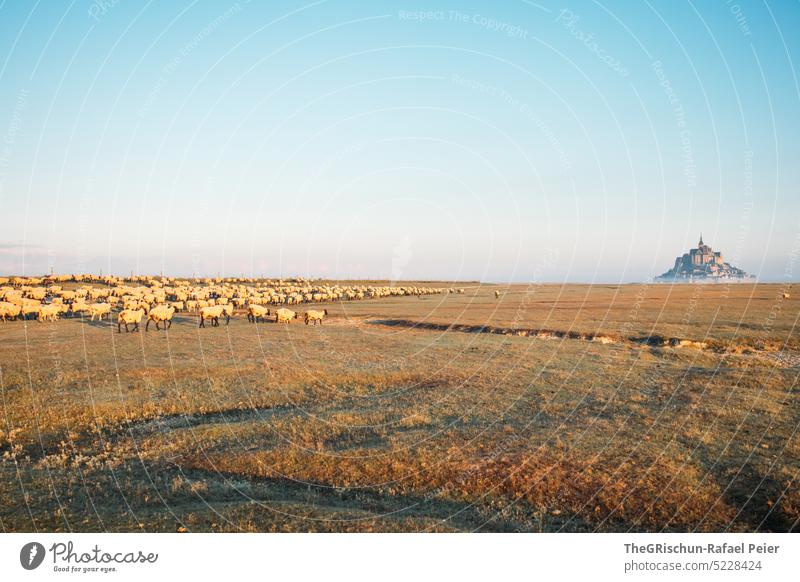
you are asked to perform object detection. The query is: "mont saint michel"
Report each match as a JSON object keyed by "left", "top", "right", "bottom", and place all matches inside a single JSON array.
[{"left": 657, "top": 235, "right": 751, "bottom": 282}]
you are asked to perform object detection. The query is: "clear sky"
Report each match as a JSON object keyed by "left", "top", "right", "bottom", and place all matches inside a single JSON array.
[{"left": 1, "top": 0, "right": 798, "bottom": 282}]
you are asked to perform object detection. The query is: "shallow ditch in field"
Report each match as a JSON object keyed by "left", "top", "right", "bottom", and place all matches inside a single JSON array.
[
  {"left": 368, "top": 319, "right": 800, "bottom": 367},
  {"left": 369, "top": 319, "right": 711, "bottom": 350}
]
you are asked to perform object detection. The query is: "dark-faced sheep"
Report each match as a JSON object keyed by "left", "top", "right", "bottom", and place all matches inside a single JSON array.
[
  {"left": 146, "top": 305, "right": 176, "bottom": 331},
  {"left": 199, "top": 305, "right": 228, "bottom": 327},
  {"left": 275, "top": 308, "right": 298, "bottom": 324},
  {"left": 247, "top": 304, "right": 270, "bottom": 323},
  {"left": 88, "top": 302, "right": 111, "bottom": 321},
  {"left": 304, "top": 309, "right": 327, "bottom": 325},
  {"left": 118, "top": 309, "right": 145, "bottom": 333}
]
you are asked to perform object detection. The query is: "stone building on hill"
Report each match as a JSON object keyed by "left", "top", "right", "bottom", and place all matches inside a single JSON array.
[{"left": 657, "top": 235, "right": 751, "bottom": 281}]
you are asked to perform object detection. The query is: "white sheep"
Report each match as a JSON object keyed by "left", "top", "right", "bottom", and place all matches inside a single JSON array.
[
  {"left": 88, "top": 303, "right": 111, "bottom": 321},
  {"left": 199, "top": 305, "right": 228, "bottom": 327},
  {"left": 20, "top": 300, "right": 42, "bottom": 320},
  {"left": 247, "top": 304, "right": 270, "bottom": 323},
  {"left": 304, "top": 309, "right": 327, "bottom": 325},
  {"left": 37, "top": 304, "right": 63, "bottom": 322},
  {"left": 146, "top": 305, "right": 176, "bottom": 331},
  {"left": 117, "top": 308, "right": 145, "bottom": 333},
  {"left": 0, "top": 301, "right": 22, "bottom": 322},
  {"left": 274, "top": 308, "right": 297, "bottom": 324},
  {"left": 70, "top": 300, "right": 90, "bottom": 317}
]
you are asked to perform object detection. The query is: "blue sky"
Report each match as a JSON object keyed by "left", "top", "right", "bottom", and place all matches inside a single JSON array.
[{"left": 1, "top": 0, "right": 798, "bottom": 281}]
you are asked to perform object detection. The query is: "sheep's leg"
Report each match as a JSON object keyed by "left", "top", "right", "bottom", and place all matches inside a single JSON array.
[
  {"left": 199, "top": 317, "right": 204, "bottom": 328},
  {"left": 167, "top": 319, "right": 172, "bottom": 329},
  {"left": 146, "top": 319, "right": 151, "bottom": 331},
  {"left": 225, "top": 315, "right": 230, "bottom": 325},
  {"left": 118, "top": 322, "right": 121, "bottom": 333}
]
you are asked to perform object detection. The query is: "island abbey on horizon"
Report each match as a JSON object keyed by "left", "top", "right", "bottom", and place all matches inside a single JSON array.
[{"left": 657, "top": 235, "right": 751, "bottom": 282}]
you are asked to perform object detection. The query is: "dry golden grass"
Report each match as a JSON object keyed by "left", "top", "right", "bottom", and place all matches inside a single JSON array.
[{"left": 1, "top": 283, "right": 797, "bottom": 531}]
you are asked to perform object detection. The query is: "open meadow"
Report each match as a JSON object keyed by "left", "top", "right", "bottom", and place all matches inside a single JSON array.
[{"left": 1, "top": 281, "right": 798, "bottom": 532}]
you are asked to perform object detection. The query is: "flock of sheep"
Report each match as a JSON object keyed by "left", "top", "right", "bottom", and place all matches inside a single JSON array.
[{"left": 0, "top": 274, "right": 455, "bottom": 332}]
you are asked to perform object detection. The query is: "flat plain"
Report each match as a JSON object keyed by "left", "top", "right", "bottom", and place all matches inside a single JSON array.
[{"left": 1, "top": 282, "right": 798, "bottom": 532}]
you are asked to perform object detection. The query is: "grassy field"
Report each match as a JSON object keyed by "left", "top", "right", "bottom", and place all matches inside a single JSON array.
[{"left": 1, "top": 283, "right": 798, "bottom": 532}]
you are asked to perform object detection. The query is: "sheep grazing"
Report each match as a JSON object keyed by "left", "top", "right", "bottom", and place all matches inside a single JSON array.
[
  {"left": 783, "top": 292, "right": 791, "bottom": 299},
  {"left": 37, "top": 304, "right": 63, "bottom": 322},
  {"left": 26, "top": 287, "right": 47, "bottom": 301},
  {"left": 146, "top": 305, "right": 176, "bottom": 331},
  {"left": 494, "top": 290, "right": 501, "bottom": 299},
  {"left": 199, "top": 305, "right": 228, "bottom": 328},
  {"left": 21, "top": 300, "right": 42, "bottom": 320},
  {"left": 117, "top": 309, "right": 145, "bottom": 333},
  {"left": 0, "top": 301, "right": 22, "bottom": 322},
  {"left": 275, "top": 308, "right": 298, "bottom": 324},
  {"left": 88, "top": 303, "right": 112, "bottom": 321},
  {"left": 247, "top": 304, "right": 270, "bottom": 323},
  {"left": 70, "top": 300, "right": 90, "bottom": 317},
  {"left": 304, "top": 309, "right": 327, "bottom": 325}
]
